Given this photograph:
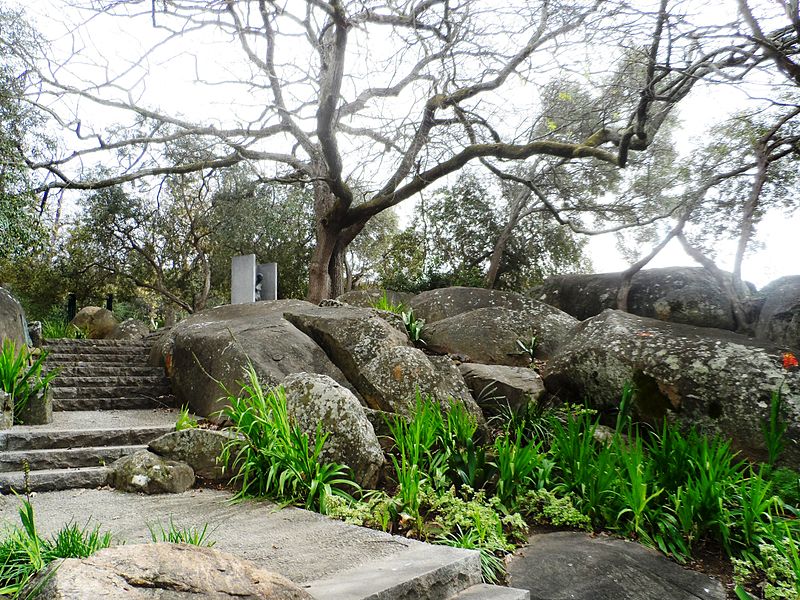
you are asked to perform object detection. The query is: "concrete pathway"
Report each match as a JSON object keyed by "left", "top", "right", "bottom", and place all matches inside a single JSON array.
[{"left": 0, "top": 488, "right": 526, "bottom": 599}]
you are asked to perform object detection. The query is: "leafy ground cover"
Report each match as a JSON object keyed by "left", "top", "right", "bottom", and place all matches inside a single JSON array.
[{"left": 219, "top": 370, "right": 800, "bottom": 598}]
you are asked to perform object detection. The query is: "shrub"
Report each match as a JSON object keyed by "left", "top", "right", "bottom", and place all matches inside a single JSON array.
[{"left": 0, "top": 340, "right": 58, "bottom": 422}]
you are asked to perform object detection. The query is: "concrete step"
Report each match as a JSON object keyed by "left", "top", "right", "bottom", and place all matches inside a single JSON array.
[
  {"left": 47, "top": 350, "right": 149, "bottom": 361},
  {"left": 0, "top": 466, "right": 110, "bottom": 493},
  {"left": 45, "top": 339, "right": 151, "bottom": 349},
  {"left": 451, "top": 584, "right": 530, "bottom": 599},
  {"left": 47, "top": 353, "right": 150, "bottom": 365},
  {"left": 51, "top": 384, "right": 171, "bottom": 399},
  {"left": 45, "top": 361, "right": 157, "bottom": 371},
  {"left": 53, "top": 375, "right": 169, "bottom": 388},
  {"left": 305, "top": 543, "right": 482, "bottom": 600},
  {"left": 0, "top": 444, "right": 146, "bottom": 472},
  {"left": 0, "top": 410, "right": 178, "bottom": 450},
  {"left": 54, "top": 395, "right": 178, "bottom": 411},
  {"left": 49, "top": 365, "right": 165, "bottom": 378}
]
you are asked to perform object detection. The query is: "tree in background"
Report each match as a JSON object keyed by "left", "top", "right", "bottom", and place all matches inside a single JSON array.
[
  {"left": 0, "top": 3, "right": 45, "bottom": 261},
  {"left": 6, "top": 0, "right": 734, "bottom": 300},
  {"left": 375, "top": 171, "right": 589, "bottom": 293}
]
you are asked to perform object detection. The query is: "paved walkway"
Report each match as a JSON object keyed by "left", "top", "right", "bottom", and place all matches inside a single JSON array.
[{"left": 0, "top": 488, "right": 487, "bottom": 599}]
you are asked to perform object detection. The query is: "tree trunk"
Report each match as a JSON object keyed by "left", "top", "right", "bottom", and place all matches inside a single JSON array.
[{"left": 486, "top": 221, "right": 515, "bottom": 289}]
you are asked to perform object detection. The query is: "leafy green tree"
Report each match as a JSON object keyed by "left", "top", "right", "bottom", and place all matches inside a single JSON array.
[
  {"left": 379, "top": 171, "right": 589, "bottom": 292},
  {"left": 0, "top": 3, "right": 44, "bottom": 260}
]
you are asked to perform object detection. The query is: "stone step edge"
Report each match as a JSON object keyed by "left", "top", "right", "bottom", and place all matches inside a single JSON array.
[
  {"left": 0, "top": 444, "right": 147, "bottom": 473},
  {"left": 450, "top": 583, "right": 530, "bottom": 600},
  {"left": 0, "top": 466, "right": 110, "bottom": 494},
  {"left": 0, "top": 425, "right": 175, "bottom": 451},
  {"left": 304, "top": 542, "right": 481, "bottom": 600}
]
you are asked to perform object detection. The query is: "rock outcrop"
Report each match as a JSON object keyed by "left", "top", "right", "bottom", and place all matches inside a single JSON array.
[
  {"left": 71, "top": 306, "right": 119, "bottom": 339},
  {"left": 409, "top": 286, "right": 568, "bottom": 324},
  {"left": 533, "top": 267, "right": 742, "bottom": 330},
  {"left": 459, "top": 363, "right": 545, "bottom": 415},
  {"left": 283, "top": 304, "right": 482, "bottom": 420},
  {"left": 508, "top": 531, "right": 725, "bottom": 600},
  {"left": 282, "top": 372, "right": 384, "bottom": 488},
  {"left": 756, "top": 275, "right": 800, "bottom": 351},
  {"left": 108, "top": 318, "right": 150, "bottom": 340},
  {"left": 0, "top": 287, "right": 27, "bottom": 346},
  {"left": 109, "top": 449, "right": 195, "bottom": 494},
  {"left": 543, "top": 309, "right": 800, "bottom": 465},
  {"left": 421, "top": 306, "right": 576, "bottom": 364},
  {"left": 155, "top": 300, "right": 356, "bottom": 416},
  {"left": 24, "top": 543, "right": 313, "bottom": 599}
]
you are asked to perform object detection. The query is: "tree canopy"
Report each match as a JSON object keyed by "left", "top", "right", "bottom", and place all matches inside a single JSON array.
[{"left": 1, "top": 0, "right": 799, "bottom": 309}]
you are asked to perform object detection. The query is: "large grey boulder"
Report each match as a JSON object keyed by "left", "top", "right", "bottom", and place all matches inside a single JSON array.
[
  {"left": 508, "top": 531, "right": 725, "bottom": 600},
  {"left": 283, "top": 304, "right": 482, "bottom": 420},
  {"left": 109, "top": 449, "right": 195, "bottom": 494},
  {"left": 108, "top": 318, "right": 150, "bottom": 340},
  {"left": 533, "top": 267, "right": 742, "bottom": 331},
  {"left": 0, "top": 286, "right": 27, "bottom": 346},
  {"left": 543, "top": 309, "right": 800, "bottom": 465},
  {"left": 337, "top": 289, "right": 415, "bottom": 309},
  {"left": 24, "top": 543, "right": 313, "bottom": 599},
  {"left": 421, "top": 306, "right": 576, "bottom": 365},
  {"left": 409, "top": 286, "right": 565, "bottom": 324},
  {"left": 756, "top": 275, "right": 800, "bottom": 350},
  {"left": 71, "top": 306, "right": 119, "bottom": 339},
  {"left": 149, "top": 428, "right": 236, "bottom": 482},
  {"left": 282, "top": 372, "right": 384, "bottom": 488},
  {"left": 157, "top": 300, "right": 356, "bottom": 416},
  {"left": 459, "top": 363, "right": 545, "bottom": 415}
]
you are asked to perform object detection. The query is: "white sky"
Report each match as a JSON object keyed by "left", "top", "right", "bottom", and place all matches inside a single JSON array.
[{"left": 17, "top": 0, "right": 800, "bottom": 290}]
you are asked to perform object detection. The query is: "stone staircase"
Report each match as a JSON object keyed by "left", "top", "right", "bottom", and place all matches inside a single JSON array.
[{"left": 0, "top": 338, "right": 179, "bottom": 493}]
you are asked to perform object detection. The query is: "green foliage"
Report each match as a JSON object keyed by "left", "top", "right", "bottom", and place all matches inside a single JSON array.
[
  {"left": 401, "top": 309, "right": 425, "bottom": 345},
  {"left": 766, "top": 467, "right": 800, "bottom": 508},
  {"left": 220, "top": 365, "right": 359, "bottom": 513},
  {"left": 518, "top": 488, "right": 591, "bottom": 530},
  {"left": 515, "top": 336, "right": 538, "bottom": 363},
  {"left": 175, "top": 405, "right": 198, "bottom": 431},
  {"left": 147, "top": 519, "right": 215, "bottom": 547},
  {"left": 763, "top": 388, "right": 788, "bottom": 467},
  {"left": 370, "top": 291, "right": 405, "bottom": 314},
  {"left": 0, "top": 498, "right": 112, "bottom": 596},
  {"left": 40, "top": 319, "right": 83, "bottom": 340},
  {"left": 325, "top": 491, "right": 397, "bottom": 532},
  {"left": 0, "top": 340, "right": 58, "bottom": 422},
  {"left": 491, "top": 432, "right": 552, "bottom": 510}
]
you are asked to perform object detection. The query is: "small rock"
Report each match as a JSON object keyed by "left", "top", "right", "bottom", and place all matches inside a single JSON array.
[
  {"left": 108, "top": 318, "right": 150, "bottom": 340},
  {"left": 149, "top": 429, "right": 237, "bottom": 482},
  {"left": 459, "top": 363, "right": 545, "bottom": 415},
  {"left": 109, "top": 449, "right": 195, "bottom": 494}
]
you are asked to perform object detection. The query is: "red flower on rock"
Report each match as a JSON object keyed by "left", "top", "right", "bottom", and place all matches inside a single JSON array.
[{"left": 783, "top": 352, "right": 799, "bottom": 370}]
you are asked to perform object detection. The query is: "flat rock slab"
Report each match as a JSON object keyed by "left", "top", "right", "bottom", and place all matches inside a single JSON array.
[
  {"left": 507, "top": 532, "right": 725, "bottom": 600},
  {"left": 0, "top": 488, "right": 479, "bottom": 599}
]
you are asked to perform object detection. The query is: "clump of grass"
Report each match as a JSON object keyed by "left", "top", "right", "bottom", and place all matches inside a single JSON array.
[
  {"left": 175, "top": 404, "right": 198, "bottom": 431},
  {"left": 220, "top": 364, "right": 359, "bottom": 513},
  {"left": 370, "top": 291, "right": 405, "bottom": 314},
  {"left": 40, "top": 319, "right": 84, "bottom": 340},
  {"left": 147, "top": 519, "right": 216, "bottom": 547},
  {"left": 0, "top": 497, "right": 112, "bottom": 596}
]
